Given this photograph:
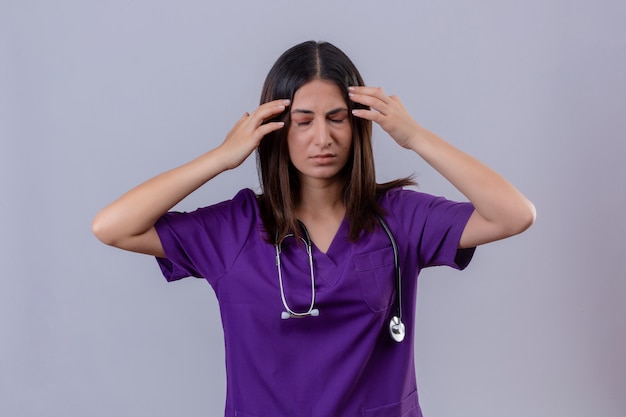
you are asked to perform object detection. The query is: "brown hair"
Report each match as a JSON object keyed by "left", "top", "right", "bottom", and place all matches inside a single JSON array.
[{"left": 256, "top": 41, "right": 414, "bottom": 242}]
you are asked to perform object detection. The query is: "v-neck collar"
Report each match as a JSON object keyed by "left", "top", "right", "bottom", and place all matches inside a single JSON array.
[
  {"left": 270, "top": 209, "right": 352, "bottom": 290},
  {"left": 307, "top": 216, "right": 351, "bottom": 288}
]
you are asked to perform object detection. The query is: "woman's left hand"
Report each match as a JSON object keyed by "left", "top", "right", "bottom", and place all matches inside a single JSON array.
[
  {"left": 349, "top": 86, "right": 422, "bottom": 149},
  {"left": 350, "top": 85, "right": 536, "bottom": 248}
]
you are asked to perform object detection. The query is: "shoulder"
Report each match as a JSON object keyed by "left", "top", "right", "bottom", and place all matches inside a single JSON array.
[
  {"left": 158, "top": 188, "right": 260, "bottom": 229},
  {"left": 212, "top": 188, "right": 257, "bottom": 213},
  {"left": 194, "top": 188, "right": 258, "bottom": 216},
  {"left": 155, "top": 188, "right": 262, "bottom": 253},
  {"left": 378, "top": 187, "right": 474, "bottom": 227},
  {"left": 154, "top": 189, "right": 262, "bottom": 282},
  {"left": 378, "top": 187, "right": 440, "bottom": 210},
  {"left": 377, "top": 187, "right": 476, "bottom": 269}
]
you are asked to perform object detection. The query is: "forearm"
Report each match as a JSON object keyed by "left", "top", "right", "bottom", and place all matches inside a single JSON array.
[
  {"left": 409, "top": 127, "right": 536, "bottom": 235},
  {"left": 92, "top": 100, "right": 288, "bottom": 253},
  {"left": 347, "top": 86, "right": 535, "bottom": 244},
  {"left": 92, "top": 147, "right": 229, "bottom": 246}
]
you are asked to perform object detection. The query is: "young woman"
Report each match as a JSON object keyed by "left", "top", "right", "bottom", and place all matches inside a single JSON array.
[{"left": 92, "top": 41, "right": 535, "bottom": 417}]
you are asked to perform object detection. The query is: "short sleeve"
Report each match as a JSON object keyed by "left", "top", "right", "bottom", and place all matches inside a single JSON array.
[
  {"left": 153, "top": 189, "right": 260, "bottom": 285},
  {"left": 383, "top": 188, "right": 476, "bottom": 270}
]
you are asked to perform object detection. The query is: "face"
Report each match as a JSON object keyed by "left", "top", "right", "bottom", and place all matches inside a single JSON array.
[{"left": 287, "top": 79, "right": 352, "bottom": 185}]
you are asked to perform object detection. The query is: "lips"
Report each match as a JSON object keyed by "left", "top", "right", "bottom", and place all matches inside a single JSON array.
[
  {"left": 310, "top": 154, "right": 336, "bottom": 164},
  {"left": 311, "top": 153, "right": 335, "bottom": 159}
]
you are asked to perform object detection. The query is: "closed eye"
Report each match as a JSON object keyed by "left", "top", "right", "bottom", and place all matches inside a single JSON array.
[{"left": 297, "top": 121, "right": 312, "bottom": 126}]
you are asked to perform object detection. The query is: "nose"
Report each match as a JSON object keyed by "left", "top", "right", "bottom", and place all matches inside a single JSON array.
[{"left": 313, "top": 119, "right": 331, "bottom": 148}]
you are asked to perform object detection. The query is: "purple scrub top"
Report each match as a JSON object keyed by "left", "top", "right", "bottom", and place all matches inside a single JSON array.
[{"left": 155, "top": 188, "right": 475, "bottom": 417}]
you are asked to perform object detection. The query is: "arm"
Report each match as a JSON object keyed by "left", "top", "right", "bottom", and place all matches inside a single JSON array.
[
  {"left": 91, "top": 99, "right": 290, "bottom": 257},
  {"left": 349, "top": 86, "right": 535, "bottom": 248}
]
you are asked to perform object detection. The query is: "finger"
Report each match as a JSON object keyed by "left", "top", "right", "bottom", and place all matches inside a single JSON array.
[
  {"left": 348, "top": 86, "right": 390, "bottom": 103},
  {"left": 351, "top": 108, "right": 384, "bottom": 124},
  {"left": 348, "top": 86, "right": 390, "bottom": 111},
  {"left": 250, "top": 99, "right": 291, "bottom": 122},
  {"left": 227, "top": 112, "right": 251, "bottom": 134},
  {"left": 349, "top": 91, "right": 388, "bottom": 115},
  {"left": 388, "top": 95, "right": 404, "bottom": 107},
  {"left": 256, "top": 121, "right": 286, "bottom": 138}
]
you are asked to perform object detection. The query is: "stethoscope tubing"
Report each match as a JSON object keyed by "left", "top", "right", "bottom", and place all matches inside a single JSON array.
[
  {"left": 375, "top": 213, "right": 402, "bottom": 325},
  {"left": 275, "top": 223, "right": 317, "bottom": 319},
  {"left": 274, "top": 215, "right": 405, "bottom": 342}
]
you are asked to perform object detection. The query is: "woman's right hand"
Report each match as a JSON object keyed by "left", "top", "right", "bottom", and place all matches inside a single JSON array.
[
  {"left": 217, "top": 99, "right": 290, "bottom": 170},
  {"left": 92, "top": 99, "right": 290, "bottom": 255}
]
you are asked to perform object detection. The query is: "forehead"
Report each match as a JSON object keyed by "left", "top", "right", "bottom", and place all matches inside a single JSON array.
[{"left": 291, "top": 79, "right": 346, "bottom": 112}]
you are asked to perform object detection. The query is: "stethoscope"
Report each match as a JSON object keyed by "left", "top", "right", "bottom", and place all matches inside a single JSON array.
[{"left": 274, "top": 214, "right": 405, "bottom": 343}]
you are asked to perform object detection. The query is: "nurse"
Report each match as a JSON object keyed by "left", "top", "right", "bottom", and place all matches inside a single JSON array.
[{"left": 92, "top": 41, "right": 535, "bottom": 417}]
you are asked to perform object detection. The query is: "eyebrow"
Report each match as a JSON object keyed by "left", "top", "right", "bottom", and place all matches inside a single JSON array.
[{"left": 291, "top": 107, "right": 348, "bottom": 116}]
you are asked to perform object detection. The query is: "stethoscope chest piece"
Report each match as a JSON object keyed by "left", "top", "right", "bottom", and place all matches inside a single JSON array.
[{"left": 389, "top": 316, "right": 406, "bottom": 343}]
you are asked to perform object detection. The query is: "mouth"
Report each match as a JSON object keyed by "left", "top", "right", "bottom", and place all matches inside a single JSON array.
[{"left": 310, "top": 154, "right": 336, "bottom": 164}]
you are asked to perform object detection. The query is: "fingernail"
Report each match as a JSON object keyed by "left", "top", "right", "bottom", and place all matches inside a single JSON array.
[
  {"left": 282, "top": 99, "right": 291, "bottom": 105},
  {"left": 348, "top": 86, "right": 355, "bottom": 91}
]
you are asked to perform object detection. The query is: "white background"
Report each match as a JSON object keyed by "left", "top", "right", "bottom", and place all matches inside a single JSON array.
[{"left": 1, "top": 1, "right": 625, "bottom": 416}]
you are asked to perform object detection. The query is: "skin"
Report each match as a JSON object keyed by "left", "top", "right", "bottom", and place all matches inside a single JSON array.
[
  {"left": 92, "top": 80, "right": 535, "bottom": 257},
  {"left": 288, "top": 79, "right": 352, "bottom": 185},
  {"left": 287, "top": 79, "right": 353, "bottom": 252},
  {"left": 91, "top": 98, "right": 289, "bottom": 257},
  {"left": 348, "top": 86, "right": 536, "bottom": 248}
]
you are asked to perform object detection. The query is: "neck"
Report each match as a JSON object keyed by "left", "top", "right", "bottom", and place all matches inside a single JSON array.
[{"left": 296, "top": 180, "right": 345, "bottom": 221}]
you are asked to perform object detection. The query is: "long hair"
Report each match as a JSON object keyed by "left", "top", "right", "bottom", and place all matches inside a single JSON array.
[{"left": 256, "top": 41, "right": 414, "bottom": 242}]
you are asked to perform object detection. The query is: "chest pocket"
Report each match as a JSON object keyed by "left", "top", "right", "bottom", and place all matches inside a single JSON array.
[{"left": 353, "top": 246, "right": 396, "bottom": 313}]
